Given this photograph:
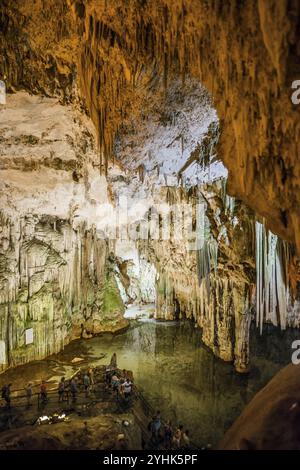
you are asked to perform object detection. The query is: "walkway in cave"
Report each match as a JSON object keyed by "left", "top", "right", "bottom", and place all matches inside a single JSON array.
[
  {"left": 0, "top": 366, "right": 134, "bottom": 433},
  {"left": 0, "top": 361, "right": 200, "bottom": 450}
]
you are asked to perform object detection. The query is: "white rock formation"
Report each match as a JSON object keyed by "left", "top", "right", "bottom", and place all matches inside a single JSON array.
[{"left": 0, "top": 92, "right": 127, "bottom": 372}]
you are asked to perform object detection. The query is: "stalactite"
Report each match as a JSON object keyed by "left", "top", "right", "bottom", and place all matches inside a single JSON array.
[
  {"left": 74, "top": 2, "right": 214, "bottom": 172},
  {"left": 147, "top": 177, "right": 255, "bottom": 371},
  {"left": 198, "top": 122, "right": 220, "bottom": 169},
  {"left": 255, "top": 221, "right": 294, "bottom": 333},
  {"left": 0, "top": 212, "right": 126, "bottom": 372},
  {"left": 196, "top": 193, "right": 218, "bottom": 285},
  {"left": 196, "top": 240, "right": 218, "bottom": 283}
]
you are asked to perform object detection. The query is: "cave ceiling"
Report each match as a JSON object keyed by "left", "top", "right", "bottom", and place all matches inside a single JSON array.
[{"left": 1, "top": 0, "right": 300, "bottom": 250}]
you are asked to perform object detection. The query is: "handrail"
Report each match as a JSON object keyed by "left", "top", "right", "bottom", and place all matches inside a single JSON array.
[
  {"left": 2, "top": 368, "right": 82, "bottom": 398},
  {"left": 1, "top": 376, "right": 103, "bottom": 403},
  {"left": 132, "top": 384, "right": 200, "bottom": 450},
  {"left": 1, "top": 367, "right": 200, "bottom": 449}
]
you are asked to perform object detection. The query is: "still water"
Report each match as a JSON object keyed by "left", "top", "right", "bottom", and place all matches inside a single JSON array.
[
  {"left": 1, "top": 318, "right": 298, "bottom": 447},
  {"left": 59, "top": 318, "right": 298, "bottom": 447}
]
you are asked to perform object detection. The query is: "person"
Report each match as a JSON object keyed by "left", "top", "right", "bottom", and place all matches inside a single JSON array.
[
  {"left": 64, "top": 379, "right": 70, "bottom": 402},
  {"left": 123, "top": 378, "right": 132, "bottom": 401},
  {"left": 149, "top": 416, "right": 157, "bottom": 442},
  {"left": 1, "top": 383, "right": 12, "bottom": 408},
  {"left": 105, "top": 367, "right": 112, "bottom": 387},
  {"left": 173, "top": 424, "right": 183, "bottom": 449},
  {"left": 163, "top": 420, "right": 173, "bottom": 449},
  {"left": 110, "top": 352, "right": 117, "bottom": 369},
  {"left": 118, "top": 378, "right": 125, "bottom": 397},
  {"left": 25, "top": 383, "right": 33, "bottom": 407},
  {"left": 182, "top": 429, "right": 190, "bottom": 449},
  {"left": 70, "top": 378, "right": 78, "bottom": 403},
  {"left": 58, "top": 377, "right": 65, "bottom": 403},
  {"left": 152, "top": 410, "right": 161, "bottom": 440},
  {"left": 111, "top": 373, "right": 120, "bottom": 395},
  {"left": 88, "top": 368, "right": 94, "bottom": 390},
  {"left": 40, "top": 381, "right": 47, "bottom": 404},
  {"left": 83, "top": 373, "right": 91, "bottom": 397}
]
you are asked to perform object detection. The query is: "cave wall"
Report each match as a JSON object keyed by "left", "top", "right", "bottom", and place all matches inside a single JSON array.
[
  {"left": 114, "top": 240, "right": 156, "bottom": 305},
  {"left": 136, "top": 180, "right": 255, "bottom": 372},
  {"left": 0, "top": 214, "right": 124, "bottom": 371},
  {"left": 110, "top": 74, "right": 300, "bottom": 371},
  {"left": 140, "top": 181, "right": 300, "bottom": 371},
  {"left": 0, "top": 92, "right": 127, "bottom": 372}
]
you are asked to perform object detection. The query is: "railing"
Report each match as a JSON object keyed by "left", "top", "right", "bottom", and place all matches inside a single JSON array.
[
  {"left": 1, "top": 368, "right": 201, "bottom": 449},
  {"left": 132, "top": 384, "right": 200, "bottom": 450},
  {"left": 0, "top": 369, "right": 103, "bottom": 410}
]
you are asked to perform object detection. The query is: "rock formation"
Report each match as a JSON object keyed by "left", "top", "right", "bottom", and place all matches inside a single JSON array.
[
  {"left": 0, "top": 92, "right": 127, "bottom": 372},
  {"left": 219, "top": 363, "right": 300, "bottom": 450},
  {"left": 0, "top": 0, "right": 300, "bottom": 375}
]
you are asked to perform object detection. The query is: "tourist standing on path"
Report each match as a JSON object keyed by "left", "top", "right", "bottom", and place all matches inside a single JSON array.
[
  {"left": 40, "top": 381, "right": 47, "bottom": 404},
  {"left": 58, "top": 377, "right": 65, "bottom": 403},
  {"left": 152, "top": 410, "right": 161, "bottom": 441},
  {"left": 182, "top": 429, "right": 190, "bottom": 449},
  {"left": 70, "top": 378, "right": 78, "bottom": 403},
  {"left": 83, "top": 373, "right": 91, "bottom": 397},
  {"left": 111, "top": 373, "right": 120, "bottom": 396},
  {"left": 1, "top": 384, "right": 12, "bottom": 408},
  {"left": 25, "top": 383, "right": 33, "bottom": 407},
  {"left": 173, "top": 424, "right": 183, "bottom": 448},
  {"left": 163, "top": 420, "right": 173, "bottom": 448},
  {"left": 149, "top": 416, "right": 158, "bottom": 444},
  {"left": 88, "top": 368, "right": 94, "bottom": 390},
  {"left": 123, "top": 378, "right": 132, "bottom": 401}
]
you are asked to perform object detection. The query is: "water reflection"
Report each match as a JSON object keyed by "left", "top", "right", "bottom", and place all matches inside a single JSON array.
[
  {"left": 67, "top": 320, "right": 298, "bottom": 447},
  {"left": 0, "top": 319, "right": 298, "bottom": 447}
]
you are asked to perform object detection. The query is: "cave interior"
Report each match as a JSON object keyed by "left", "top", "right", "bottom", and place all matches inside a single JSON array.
[{"left": 0, "top": 0, "right": 300, "bottom": 451}]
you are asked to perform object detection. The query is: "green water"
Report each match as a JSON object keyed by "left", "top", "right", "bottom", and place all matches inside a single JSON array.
[
  {"left": 57, "top": 319, "right": 298, "bottom": 447},
  {"left": 1, "top": 318, "right": 298, "bottom": 447}
]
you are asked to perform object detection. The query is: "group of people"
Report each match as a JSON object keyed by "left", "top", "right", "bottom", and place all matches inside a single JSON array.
[
  {"left": 1, "top": 353, "right": 123, "bottom": 410},
  {"left": 57, "top": 368, "right": 95, "bottom": 404},
  {"left": 34, "top": 368, "right": 96, "bottom": 406},
  {"left": 105, "top": 353, "right": 134, "bottom": 403},
  {"left": 2, "top": 382, "right": 35, "bottom": 409},
  {"left": 1, "top": 367, "right": 96, "bottom": 409},
  {"left": 148, "top": 411, "right": 191, "bottom": 450},
  {"left": 106, "top": 355, "right": 191, "bottom": 449},
  {"left": 1, "top": 353, "right": 192, "bottom": 450}
]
